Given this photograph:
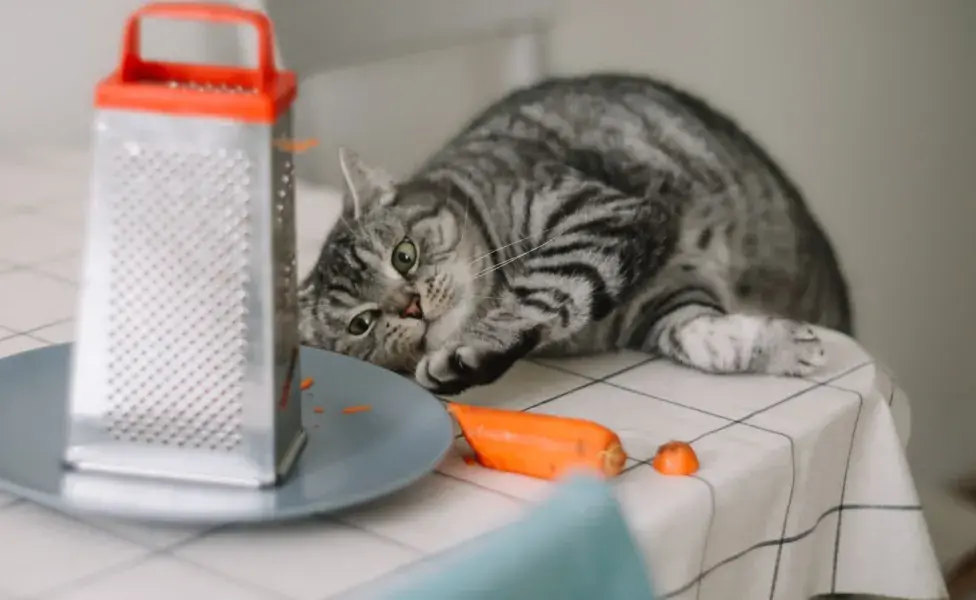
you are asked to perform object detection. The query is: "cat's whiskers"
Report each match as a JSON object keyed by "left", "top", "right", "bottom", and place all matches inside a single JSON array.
[
  {"left": 473, "top": 238, "right": 557, "bottom": 280},
  {"left": 467, "top": 224, "right": 562, "bottom": 266}
]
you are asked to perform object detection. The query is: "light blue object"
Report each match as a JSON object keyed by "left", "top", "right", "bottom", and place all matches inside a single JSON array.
[
  {"left": 0, "top": 344, "right": 453, "bottom": 523},
  {"left": 356, "top": 474, "right": 654, "bottom": 600}
]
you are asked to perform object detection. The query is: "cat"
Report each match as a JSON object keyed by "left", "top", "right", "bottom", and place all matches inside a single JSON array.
[{"left": 299, "top": 73, "right": 853, "bottom": 396}]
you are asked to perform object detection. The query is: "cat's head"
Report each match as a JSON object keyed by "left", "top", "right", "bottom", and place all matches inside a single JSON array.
[{"left": 299, "top": 149, "right": 487, "bottom": 373}]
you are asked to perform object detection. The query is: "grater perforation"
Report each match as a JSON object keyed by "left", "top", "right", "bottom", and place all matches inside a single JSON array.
[{"left": 102, "top": 143, "right": 252, "bottom": 451}]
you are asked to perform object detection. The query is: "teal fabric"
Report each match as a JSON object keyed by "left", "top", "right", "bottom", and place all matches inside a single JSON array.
[{"left": 361, "top": 474, "right": 654, "bottom": 600}]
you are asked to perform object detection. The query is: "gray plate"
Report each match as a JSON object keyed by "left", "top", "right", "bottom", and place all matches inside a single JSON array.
[{"left": 0, "top": 344, "right": 453, "bottom": 524}]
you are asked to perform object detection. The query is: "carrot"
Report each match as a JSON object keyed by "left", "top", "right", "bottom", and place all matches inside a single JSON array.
[
  {"left": 652, "top": 441, "right": 700, "bottom": 476},
  {"left": 312, "top": 406, "right": 324, "bottom": 414},
  {"left": 446, "top": 403, "right": 627, "bottom": 481},
  {"left": 342, "top": 405, "right": 372, "bottom": 414},
  {"left": 300, "top": 377, "right": 314, "bottom": 391}
]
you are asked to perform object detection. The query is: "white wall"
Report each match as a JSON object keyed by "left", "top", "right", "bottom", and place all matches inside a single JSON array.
[
  {"left": 1, "top": 0, "right": 973, "bottom": 484},
  {"left": 547, "top": 0, "right": 976, "bottom": 485}
]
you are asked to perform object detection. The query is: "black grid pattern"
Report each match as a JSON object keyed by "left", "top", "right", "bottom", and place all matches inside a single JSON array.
[
  {"left": 542, "top": 357, "right": 872, "bottom": 600},
  {"left": 0, "top": 155, "right": 941, "bottom": 599},
  {"left": 434, "top": 349, "right": 929, "bottom": 599}
]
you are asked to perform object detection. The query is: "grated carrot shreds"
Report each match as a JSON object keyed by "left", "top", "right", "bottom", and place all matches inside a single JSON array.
[
  {"left": 342, "top": 405, "right": 372, "bottom": 414},
  {"left": 312, "top": 406, "right": 324, "bottom": 414},
  {"left": 300, "top": 377, "right": 315, "bottom": 391}
]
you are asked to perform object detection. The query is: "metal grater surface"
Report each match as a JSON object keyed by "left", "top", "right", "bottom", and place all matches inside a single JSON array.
[{"left": 103, "top": 143, "right": 253, "bottom": 451}]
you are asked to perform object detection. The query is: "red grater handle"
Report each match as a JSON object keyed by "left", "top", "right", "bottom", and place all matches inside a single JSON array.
[{"left": 119, "top": 2, "right": 277, "bottom": 93}]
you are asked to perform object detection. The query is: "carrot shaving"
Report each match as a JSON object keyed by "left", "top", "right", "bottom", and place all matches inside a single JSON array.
[
  {"left": 300, "top": 377, "right": 314, "bottom": 391},
  {"left": 312, "top": 406, "right": 324, "bottom": 414},
  {"left": 342, "top": 405, "right": 372, "bottom": 414},
  {"left": 273, "top": 137, "right": 320, "bottom": 153}
]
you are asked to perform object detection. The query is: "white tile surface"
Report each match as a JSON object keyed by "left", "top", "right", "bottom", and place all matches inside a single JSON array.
[
  {"left": 608, "top": 359, "right": 817, "bottom": 421},
  {"left": 174, "top": 519, "right": 419, "bottom": 600},
  {"left": 442, "top": 361, "right": 590, "bottom": 411},
  {"left": 0, "top": 161, "right": 82, "bottom": 212},
  {"left": 534, "top": 350, "right": 650, "bottom": 379},
  {"left": 37, "top": 254, "right": 83, "bottom": 283},
  {"left": 0, "top": 327, "right": 13, "bottom": 340},
  {"left": 0, "top": 335, "right": 45, "bottom": 358},
  {"left": 80, "top": 516, "right": 211, "bottom": 551},
  {"left": 0, "top": 503, "right": 149, "bottom": 597},
  {"left": 338, "top": 473, "right": 526, "bottom": 554},
  {"left": 530, "top": 382, "right": 729, "bottom": 461},
  {"left": 39, "top": 195, "right": 89, "bottom": 224},
  {"left": 0, "top": 270, "right": 76, "bottom": 330},
  {"left": 0, "top": 213, "right": 83, "bottom": 265},
  {"left": 30, "top": 319, "right": 76, "bottom": 344},
  {"left": 48, "top": 556, "right": 281, "bottom": 600}
]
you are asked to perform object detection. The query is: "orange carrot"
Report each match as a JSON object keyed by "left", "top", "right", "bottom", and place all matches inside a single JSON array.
[
  {"left": 300, "top": 377, "right": 314, "bottom": 391},
  {"left": 652, "top": 441, "right": 700, "bottom": 476},
  {"left": 312, "top": 406, "right": 324, "bottom": 414},
  {"left": 446, "top": 403, "right": 627, "bottom": 481},
  {"left": 342, "top": 405, "right": 372, "bottom": 414}
]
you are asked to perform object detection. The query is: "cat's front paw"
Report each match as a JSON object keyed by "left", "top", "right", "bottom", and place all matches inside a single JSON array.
[
  {"left": 415, "top": 342, "right": 516, "bottom": 396},
  {"left": 764, "top": 321, "right": 827, "bottom": 376}
]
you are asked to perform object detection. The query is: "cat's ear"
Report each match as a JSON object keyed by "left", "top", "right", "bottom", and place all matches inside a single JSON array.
[{"left": 338, "top": 147, "right": 396, "bottom": 219}]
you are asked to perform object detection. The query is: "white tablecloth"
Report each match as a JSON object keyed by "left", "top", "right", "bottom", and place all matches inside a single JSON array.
[
  {"left": 381, "top": 329, "right": 943, "bottom": 600},
  {"left": 0, "top": 148, "right": 945, "bottom": 600}
]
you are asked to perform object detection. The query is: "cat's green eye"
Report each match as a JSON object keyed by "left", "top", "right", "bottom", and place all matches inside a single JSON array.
[
  {"left": 391, "top": 239, "right": 418, "bottom": 274},
  {"left": 347, "top": 310, "right": 379, "bottom": 336}
]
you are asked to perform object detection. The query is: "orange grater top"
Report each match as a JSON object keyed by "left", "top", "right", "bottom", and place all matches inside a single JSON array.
[{"left": 94, "top": 2, "right": 296, "bottom": 124}]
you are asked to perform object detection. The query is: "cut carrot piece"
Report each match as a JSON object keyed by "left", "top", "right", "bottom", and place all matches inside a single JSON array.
[
  {"left": 446, "top": 403, "right": 627, "bottom": 481},
  {"left": 312, "top": 406, "right": 324, "bottom": 414},
  {"left": 342, "top": 405, "right": 372, "bottom": 414},
  {"left": 300, "top": 377, "right": 314, "bottom": 391},
  {"left": 652, "top": 441, "right": 700, "bottom": 476}
]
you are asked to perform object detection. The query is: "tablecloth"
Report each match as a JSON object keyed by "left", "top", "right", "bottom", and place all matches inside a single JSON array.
[
  {"left": 338, "top": 329, "right": 944, "bottom": 600},
  {"left": 0, "top": 147, "right": 946, "bottom": 600}
]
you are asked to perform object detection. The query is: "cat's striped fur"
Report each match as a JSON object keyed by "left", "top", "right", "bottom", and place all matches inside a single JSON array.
[{"left": 300, "top": 74, "right": 852, "bottom": 395}]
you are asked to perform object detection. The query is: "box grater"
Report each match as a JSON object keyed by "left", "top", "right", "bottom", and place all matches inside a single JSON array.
[{"left": 65, "top": 2, "right": 306, "bottom": 488}]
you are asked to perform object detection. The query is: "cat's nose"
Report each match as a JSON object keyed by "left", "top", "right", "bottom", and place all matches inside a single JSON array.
[{"left": 399, "top": 294, "right": 424, "bottom": 319}]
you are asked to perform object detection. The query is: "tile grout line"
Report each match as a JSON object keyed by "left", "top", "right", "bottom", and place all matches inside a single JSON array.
[
  {"left": 658, "top": 502, "right": 922, "bottom": 599},
  {"left": 0, "top": 317, "right": 74, "bottom": 340},
  {"left": 165, "top": 551, "right": 295, "bottom": 600},
  {"left": 328, "top": 515, "right": 428, "bottom": 554},
  {"left": 639, "top": 364, "right": 873, "bottom": 600}
]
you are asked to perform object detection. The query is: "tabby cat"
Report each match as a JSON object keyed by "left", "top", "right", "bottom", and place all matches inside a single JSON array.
[{"left": 299, "top": 74, "right": 852, "bottom": 395}]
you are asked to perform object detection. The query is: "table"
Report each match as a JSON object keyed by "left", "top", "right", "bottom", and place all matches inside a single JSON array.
[{"left": 0, "top": 149, "right": 946, "bottom": 599}]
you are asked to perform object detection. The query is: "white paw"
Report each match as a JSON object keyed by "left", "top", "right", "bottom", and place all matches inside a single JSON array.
[{"left": 763, "top": 321, "right": 827, "bottom": 376}]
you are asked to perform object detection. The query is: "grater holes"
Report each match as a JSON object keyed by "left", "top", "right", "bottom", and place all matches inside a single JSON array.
[
  {"left": 102, "top": 143, "right": 251, "bottom": 450},
  {"left": 163, "top": 80, "right": 257, "bottom": 94}
]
